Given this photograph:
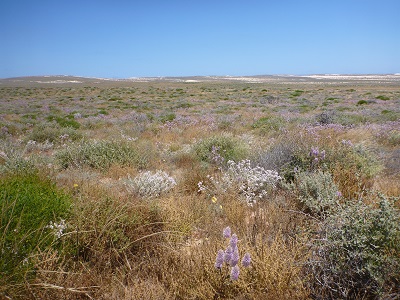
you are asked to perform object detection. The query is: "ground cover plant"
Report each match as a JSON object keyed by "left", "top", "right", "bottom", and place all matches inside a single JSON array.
[{"left": 0, "top": 76, "right": 399, "bottom": 299}]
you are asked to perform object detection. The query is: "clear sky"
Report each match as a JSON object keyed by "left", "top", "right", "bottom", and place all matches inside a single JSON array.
[{"left": 1, "top": 0, "right": 399, "bottom": 78}]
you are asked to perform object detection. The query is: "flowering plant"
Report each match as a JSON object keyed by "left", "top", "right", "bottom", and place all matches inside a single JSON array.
[
  {"left": 199, "top": 160, "right": 281, "bottom": 205},
  {"left": 215, "top": 226, "right": 251, "bottom": 281}
]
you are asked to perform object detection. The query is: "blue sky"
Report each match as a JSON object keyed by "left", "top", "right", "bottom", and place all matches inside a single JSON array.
[{"left": 1, "top": 0, "right": 399, "bottom": 78}]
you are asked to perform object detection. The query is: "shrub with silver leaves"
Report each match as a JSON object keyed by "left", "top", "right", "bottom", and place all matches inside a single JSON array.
[
  {"left": 124, "top": 170, "right": 176, "bottom": 198},
  {"left": 225, "top": 160, "right": 281, "bottom": 204},
  {"left": 199, "top": 160, "right": 281, "bottom": 205}
]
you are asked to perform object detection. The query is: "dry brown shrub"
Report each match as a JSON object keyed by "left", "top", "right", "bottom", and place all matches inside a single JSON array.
[
  {"left": 29, "top": 249, "right": 101, "bottom": 300},
  {"left": 373, "top": 175, "right": 400, "bottom": 198},
  {"left": 137, "top": 227, "right": 310, "bottom": 300},
  {"left": 332, "top": 164, "right": 374, "bottom": 199},
  {"left": 105, "top": 277, "right": 174, "bottom": 300},
  {"left": 171, "top": 152, "right": 197, "bottom": 169},
  {"left": 105, "top": 164, "right": 139, "bottom": 180},
  {"left": 139, "top": 190, "right": 311, "bottom": 300},
  {"left": 176, "top": 163, "right": 211, "bottom": 195}
]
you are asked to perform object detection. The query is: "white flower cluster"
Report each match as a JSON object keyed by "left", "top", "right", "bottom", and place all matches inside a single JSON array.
[
  {"left": 124, "top": 170, "right": 177, "bottom": 198},
  {"left": 199, "top": 160, "right": 281, "bottom": 205},
  {"left": 46, "top": 219, "right": 67, "bottom": 239}
]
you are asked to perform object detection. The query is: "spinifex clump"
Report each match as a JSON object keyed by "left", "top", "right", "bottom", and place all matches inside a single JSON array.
[{"left": 215, "top": 226, "right": 251, "bottom": 281}]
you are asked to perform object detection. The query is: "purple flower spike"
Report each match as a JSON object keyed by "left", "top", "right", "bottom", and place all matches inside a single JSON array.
[
  {"left": 224, "top": 246, "right": 233, "bottom": 264},
  {"left": 230, "top": 265, "right": 240, "bottom": 281},
  {"left": 230, "top": 234, "right": 238, "bottom": 248},
  {"left": 242, "top": 252, "right": 251, "bottom": 267},
  {"left": 230, "top": 249, "right": 240, "bottom": 267},
  {"left": 215, "top": 250, "right": 225, "bottom": 269},
  {"left": 223, "top": 226, "right": 231, "bottom": 239}
]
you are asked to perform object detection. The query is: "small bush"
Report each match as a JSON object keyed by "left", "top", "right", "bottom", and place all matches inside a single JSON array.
[
  {"left": 28, "top": 122, "right": 82, "bottom": 144},
  {"left": 0, "top": 154, "right": 35, "bottom": 174},
  {"left": 193, "top": 134, "right": 248, "bottom": 166},
  {"left": 331, "top": 143, "right": 381, "bottom": 198},
  {"left": 56, "top": 139, "right": 151, "bottom": 170},
  {"left": 251, "top": 115, "right": 286, "bottom": 132},
  {"left": 316, "top": 111, "right": 335, "bottom": 125},
  {"left": 47, "top": 116, "right": 80, "bottom": 129},
  {"left": 307, "top": 194, "right": 400, "bottom": 299},
  {"left": 124, "top": 170, "right": 177, "bottom": 199},
  {"left": 376, "top": 95, "right": 390, "bottom": 101},
  {"left": 0, "top": 172, "right": 71, "bottom": 287},
  {"left": 291, "top": 170, "right": 340, "bottom": 218},
  {"left": 198, "top": 160, "right": 281, "bottom": 205},
  {"left": 64, "top": 186, "right": 164, "bottom": 273},
  {"left": 336, "top": 113, "right": 369, "bottom": 125},
  {"left": 253, "top": 135, "right": 302, "bottom": 175},
  {"left": 291, "top": 90, "right": 304, "bottom": 97},
  {"left": 159, "top": 113, "right": 176, "bottom": 123},
  {"left": 356, "top": 100, "right": 368, "bottom": 105}
]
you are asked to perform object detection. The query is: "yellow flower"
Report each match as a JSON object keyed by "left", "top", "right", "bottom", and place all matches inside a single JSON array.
[
  {"left": 219, "top": 205, "right": 223, "bottom": 210},
  {"left": 211, "top": 196, "right": 217, "bottom": 203},
  {"left": 73, "top": 183, "right": 79, "bottom": 188}
]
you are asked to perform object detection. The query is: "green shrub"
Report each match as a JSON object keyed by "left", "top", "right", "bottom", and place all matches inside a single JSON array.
[
  {"left": 376, "top": 95, "right": 390, "bottom": 101},
  {"left": 159, "top": 113, "right": 176, "bottom": 123},
  {"left": 193, "top": 134, "right": 248, "bottom": 166},
  {"left": 28, "top": 122, "right": 82, "bottom": 143},
  {"left": 356, "top": 100, "right": 368, "bottom": 105},
  {"left": 307, "top": 194, "right": 400, "bottom": 299},
  {"left": 292, "top": 170, "right": 340, "bottom": 218},
  {"left": 0, "top": 172, "right": 71, "bottom": 285},
  {"left": 290, "top": 90, "right": 304, "bottom": 97},
  {"left": 47, "top": 116, "right": 80, "bottom": 129},
  {"left": 56, "top": 139, "right": 151, "bottom": 170},
  {"left": 336, "top": 113, "right": 369, "bottom": 125},
  {"left": 251, "top": 115, "right": 286, "bottom": 133}
]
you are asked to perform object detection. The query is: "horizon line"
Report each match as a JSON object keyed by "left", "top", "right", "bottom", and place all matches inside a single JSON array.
[{"left": 2, "top": 73, "right": 400, "bottom": 80}]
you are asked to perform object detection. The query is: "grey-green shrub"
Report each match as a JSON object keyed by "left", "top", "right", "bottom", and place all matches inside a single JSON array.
[
  {"left": 307, "top": 194, "right": 400, "bottom": 299},
  {"left": 193, "top": 134, "right": 248, "bottom": 166},
  {"left": 56, "top": 139, "right": 150, "bottom": 170},
  {"left": 0, "top": 140, "right": 35, "bottom": 174},
  {"left": 251, "top": 115, "right": 286, "bottom": 133},
  {"left": 28, "top": 122, "right": 82, "bottom": 144},
  {"left": 292, "top": 170, "right": 340, "bottom": 218}
]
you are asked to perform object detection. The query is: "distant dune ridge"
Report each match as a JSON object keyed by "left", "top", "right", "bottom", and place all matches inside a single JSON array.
[{"left": 1, "top": 74, "right": 400, "bottom": 86}]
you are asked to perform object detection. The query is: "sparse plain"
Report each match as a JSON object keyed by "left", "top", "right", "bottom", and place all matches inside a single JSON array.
[{"left": 1, "top": 75, "right": 399, "bottom": 299}]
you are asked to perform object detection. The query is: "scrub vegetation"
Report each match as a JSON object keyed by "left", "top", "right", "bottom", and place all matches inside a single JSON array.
[{"left": 0, "top": 77, "right": 399, "bottom": 299}]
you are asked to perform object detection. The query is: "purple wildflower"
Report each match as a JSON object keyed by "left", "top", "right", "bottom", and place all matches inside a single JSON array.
[
  {"left": 223, "top": 226, "right": 231, "bottom": 239},
  {"left": 230, "top": 249, "right": 239, "bottom": 267},
  {"left": 215, "top": 250, "right": 224, "bottom": 269},
  {"left": 230, "top": 234, "right": 238, "bottom": 248},
  {"left": 224, "top": 246, "right": 233, "bottom": 264},
  {"left": 242, "top": 252, "right": 251, "bottom": 267},
  {"left": 310, "top": 147, "right": 319, "bottom": 157},
  {"left": 230, "top": 265, "right": 240, "bottom": 281}
]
